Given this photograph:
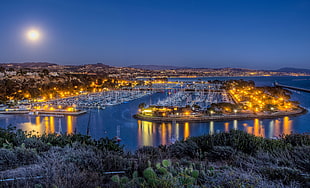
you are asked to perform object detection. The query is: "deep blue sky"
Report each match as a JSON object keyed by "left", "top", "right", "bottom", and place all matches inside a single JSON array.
[{"left": 0, "top": 0, "right": 310, "bottom": 69}]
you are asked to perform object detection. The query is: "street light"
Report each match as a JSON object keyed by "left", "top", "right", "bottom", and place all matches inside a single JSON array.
[
  {"left": 234, "top": 109, "right": 237, "bottom": 115},
  {"left": 210, "top": 110, "right": 214, "bottom": 116}
]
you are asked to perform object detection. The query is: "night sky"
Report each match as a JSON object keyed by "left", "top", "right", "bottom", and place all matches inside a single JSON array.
[{"left": 0, "top": 0, "right": 310, "bottom": 69}]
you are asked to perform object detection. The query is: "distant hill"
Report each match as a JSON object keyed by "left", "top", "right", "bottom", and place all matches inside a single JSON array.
[
  {"left": 128, "top": 65, "right": 190, "bottom": 70},
  {"left": 211, "top": 67, "right": 253, "bottom": 72},
  {"left": 80, "top": 63, "right": 111, "bottom": 68},
  {"left": 128, "top": 65, "right": 260, "bottom": 73},
  {"left": 276, "top": 67, "right": 310, "bottom": 74},
  {"left": 3, "top": 63, "right": 310, "bottom": 75}
]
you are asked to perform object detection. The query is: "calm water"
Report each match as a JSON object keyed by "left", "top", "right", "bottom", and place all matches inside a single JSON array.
[{"left": 1, "top": 76, "right": 310, "bottom": 151}]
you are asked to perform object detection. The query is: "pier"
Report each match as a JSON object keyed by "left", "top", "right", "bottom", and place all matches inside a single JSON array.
[{"left": 274, "top": 82, "right": 310, "bottom": 93}]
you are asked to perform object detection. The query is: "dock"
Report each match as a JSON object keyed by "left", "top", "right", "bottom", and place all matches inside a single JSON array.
[
  {"left": 34, "top": 110, "right": 87, "bottom": 116},
  {"left": 0, "top": 110, "right": 30, "bottom": 114},
  {"left": 0, "top": 110, "right": 87, "bottom": 116}
]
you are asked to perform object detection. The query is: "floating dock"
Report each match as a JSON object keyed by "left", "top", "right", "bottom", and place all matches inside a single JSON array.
[
  {"left": 0, "top": 110, "right": 87, "bottom": 116},
  {"left": 34, "top": 110, "right": 87, "bottom": 116}
]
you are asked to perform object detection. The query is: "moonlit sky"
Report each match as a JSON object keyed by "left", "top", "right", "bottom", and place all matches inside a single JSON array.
[{"left": 0, "top": 0, "right": 310, "bottom": 69}]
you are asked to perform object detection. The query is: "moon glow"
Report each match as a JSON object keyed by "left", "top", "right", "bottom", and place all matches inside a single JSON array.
[{"left": 27, "top": 29, "right": 40, "bottom": 41}]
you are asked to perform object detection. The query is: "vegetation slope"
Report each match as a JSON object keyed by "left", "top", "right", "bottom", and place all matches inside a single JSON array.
[{"left": 0, "top": 126, "right": 309, "bottom": 187}]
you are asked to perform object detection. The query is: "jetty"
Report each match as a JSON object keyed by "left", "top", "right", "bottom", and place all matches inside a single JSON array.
[{"left": 274, "top": 82, "right": 310, "bottom": 93}]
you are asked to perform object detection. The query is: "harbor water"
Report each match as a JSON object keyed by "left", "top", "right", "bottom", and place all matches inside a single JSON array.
[{"left": 1, "top": 76, "right": 310, "bottom": 151}]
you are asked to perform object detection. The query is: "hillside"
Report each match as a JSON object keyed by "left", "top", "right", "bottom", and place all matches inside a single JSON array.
[{"left": 0, "top": 127, "right": 309, "bottom": 187}]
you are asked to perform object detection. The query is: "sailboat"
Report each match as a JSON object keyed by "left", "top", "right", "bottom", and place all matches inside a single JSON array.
[{"left": 114, "top": 125, "right": 122, "bottom": 142}]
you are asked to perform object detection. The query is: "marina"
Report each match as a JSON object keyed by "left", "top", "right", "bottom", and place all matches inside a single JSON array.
[
  {"left": 32, "top": 89, "right": 155, "bottom": 109},
  {"left": 0, "top": 76, "right": 310, "bottom": 150},
  {"left": 0, "top": 89, "right": 156, "bottom": 116},
  {"left": 155, "top": 88, "right": 234, "bottom": 109}
]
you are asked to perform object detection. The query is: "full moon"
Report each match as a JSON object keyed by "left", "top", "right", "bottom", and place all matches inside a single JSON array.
[{"left": 27, "top": 29, "right": 40, "bottom": 41}]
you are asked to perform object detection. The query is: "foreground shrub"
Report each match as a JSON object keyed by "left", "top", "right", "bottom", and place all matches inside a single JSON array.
[
  {"left": 0, "top": 146, "right": 37, "bottom": 171},
  {"left": 187, "top": 130, "right": 263, "bottom": 155},
  {"left": 282, "top": 134, "right": 310, "bottom": 146},
  {"left": 260, "top": 166, "right": 303, "bottom": 185},
  {"left": 206, "top": 146, "right": 236, "bottom": 161},
  {"left": 291, "top": 146, "right": 310, "bottom": 173},
  {"left": 168, "top": 140, "right": 199, "bottom": 159},
  {"left": 0, "top": 126, "right": 309, "bottom": 187},
  {"left": 0, "top": 126, "right": 123, "bottom": 153},
  {"left": 135, "top": 146, "right": 161, "bottom": 159},
  {"left": 22, "top": 137, "right": 50, "bottom": 152},
  {"left": 0, "top": 148, "right": 17, "bottom": 170}
]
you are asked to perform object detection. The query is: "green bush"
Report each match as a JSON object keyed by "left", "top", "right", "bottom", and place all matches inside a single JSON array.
[
  {"left": 135, "top": 146, "right": 160, "bottom": 158},
  {"left": 22, "top": 137, "right": 50, "bottom": 152},
  {"left": 0, "top": 126, "right": 123, "bottom": 152},
  {"left": 187, "top": 130, "right": 263, "bottom": 155},
  {"left": 0, "top": 146, "right": 37, "bottom": 171},
  {"left": 291, "top": 146, "right": 310, "bottom": 173},
  {"left": 0, "top": 148, "right": 17, "bottom": 170},
  {"left": 206, "top": 146, "right": 236, "bottom": 161},
  {"left": 260, "top": 166, "right": 303, "bottom": 185},
  {"left": 14, "top": 146, "right": 38, "bottom": 165},
  {"left": 282, "top": 133, "right": 310, "bottom": 146},
  {"left": 168, "top": 140, "right": 199, "bottom": 159}
]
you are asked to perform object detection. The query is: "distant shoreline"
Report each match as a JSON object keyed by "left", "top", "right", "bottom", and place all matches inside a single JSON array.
[{"left": 133, "top": 107, "right": 307, "bottom": 123}]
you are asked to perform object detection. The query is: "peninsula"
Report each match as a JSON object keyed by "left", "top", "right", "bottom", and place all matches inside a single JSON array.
[{"left": 134, "top": 80, "right": 306, "bottom": 122}]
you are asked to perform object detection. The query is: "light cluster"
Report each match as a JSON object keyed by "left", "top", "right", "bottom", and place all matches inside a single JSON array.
[{"left": 229, "top": 86, "right": 295, "bottom": 113}]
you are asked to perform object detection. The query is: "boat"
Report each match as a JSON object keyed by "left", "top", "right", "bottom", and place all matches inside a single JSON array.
[
  {"left": 114, "top": 125, "right": 122, "bottom": 142},
  {"left": 39, "top": 114, "right": 65, "bottom": 117}
]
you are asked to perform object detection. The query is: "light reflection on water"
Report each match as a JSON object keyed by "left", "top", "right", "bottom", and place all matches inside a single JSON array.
[
  {"left": 15, "top": 115, "right": 297, "bottom": 141},
  {"left": 209, "top": 121, "right": 214, "bottom": 135},
  {"left": 67, "top": 116, "right": 74, "bottom": 134},
  {"left": 135, "top": 116, "right": 296, "bottom": 147},
  {"left": 184, "top": 122, "right": 190, "bottom": 140},
  {"left": 19, "top": 116, "right": 76, "bottom": 135}
]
